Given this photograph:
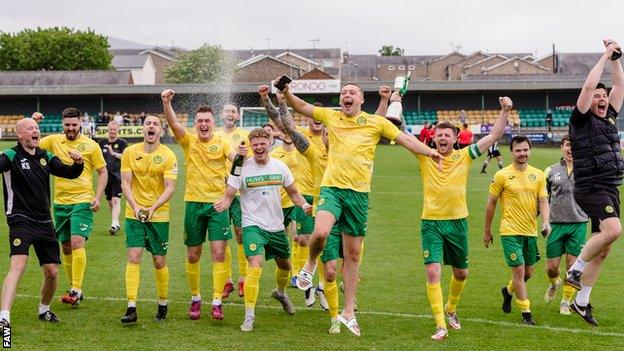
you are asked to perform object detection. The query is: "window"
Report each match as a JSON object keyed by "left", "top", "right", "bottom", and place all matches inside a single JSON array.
[
  {"left": 408, "top": 65, "right": 415, "bottom": 70},
  {"left": 398, "top": 65, "right": 405, "bottom": 70},
  {"left": 388, "top": 65, "right": 395, "bottom": 70}
]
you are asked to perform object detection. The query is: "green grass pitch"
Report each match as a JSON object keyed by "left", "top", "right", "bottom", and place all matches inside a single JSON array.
[{"left": 0, "top": 140, "right": 622, "bottom": 350}]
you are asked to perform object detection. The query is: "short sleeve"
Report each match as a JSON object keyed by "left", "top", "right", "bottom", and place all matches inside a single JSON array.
[
  {"left": 222, "top": 139, "right": 232, "bottom": 159},
  {"left": 379, "top": 117, "right": 402, "bottom": 141},
  {"left": 569, "top": 107, "right": 588, "bottom": 127},
  {"left": 489, "top": 172, "right": 504, "bottom": 197},
  {"left": 538, "top": 172, "right": 548, "bottom": 198},
  {"left": 163, "top": 151, "right": 178, "bottom": 180},
  {"left": 282, "top": 162, "right": 295, "bottom": 187},
  {"left": 312, "top": 107, "right": 332, "bottom": 124},
  {"left": 39, "top": 135, "right": 52, "bottom": 151},
  {"left": 120, "top": 149, "right": 131, "bottom": 173},
  {"left": 178, "top": 132, "right": 191, "bottom": 151},
  {"left": 227, "top": 174, "right": 242, "bottom": 190},
  {"left": 91, "top": 143, "right": 107, "bottom": 170}
]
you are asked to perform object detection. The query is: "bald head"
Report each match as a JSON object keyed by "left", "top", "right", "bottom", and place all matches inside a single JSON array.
[{"left": 16, "top": 118, "right": 37, "bottom": 134}]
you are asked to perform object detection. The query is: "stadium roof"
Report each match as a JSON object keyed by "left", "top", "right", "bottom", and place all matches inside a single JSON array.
[
  {"left": 0, "top": 71, "right": 133, "bottom": 86},
  {"left": 111, "top": 55, "right": 149, "bottom": 69},
  {"left": 0, "top": 79, "right": 594, "bottom": 96}
]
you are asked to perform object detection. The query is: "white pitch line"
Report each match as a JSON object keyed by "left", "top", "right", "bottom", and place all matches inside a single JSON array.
[{"left": 16, "top": 293, "right": 624, "bottom": 338}]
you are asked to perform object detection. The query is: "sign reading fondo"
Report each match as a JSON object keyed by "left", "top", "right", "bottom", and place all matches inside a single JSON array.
[
  {"left": 95, "top": 126, "right": 143, "bottom": 137},
  {"left": 270, "top": 79, "right": 340, "bottom": 94}
]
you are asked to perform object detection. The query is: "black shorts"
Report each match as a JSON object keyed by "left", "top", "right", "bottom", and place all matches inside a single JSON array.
[
  {"left": 488, "top": 150, "right": 501, "bottom": 158},
  {"left": 574, "top": 187, "right": 620, "bottom": 233},
  {"left": 105, "top": 177, "right": 122, "bottom": 201},
  {"left": 8, "top": 217, "right": 60, "bottom": 265}
]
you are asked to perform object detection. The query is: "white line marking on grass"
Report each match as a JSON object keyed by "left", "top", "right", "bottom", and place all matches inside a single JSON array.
[{"left": 17, "top": 293, "right": 623, "bottom": 338}]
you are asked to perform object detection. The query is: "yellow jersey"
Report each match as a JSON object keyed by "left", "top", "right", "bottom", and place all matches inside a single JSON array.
[
  {"left": 214, "top": 127, "right": 250, "bottom": 172},
  {"left": 417, "top": 144, "right": 481, "bottom": 220},
  {"left": 270, "top": 145, "right": 299, "bottom": 208},
  {"left": 292, "top": 126, "right": 322, "bottom": 196},
  {"left": 178, "top": 133, "right": 232, "bottom": 203},
  {"left": 121, "top": 143, "right": 178, "bottom": 222},
  {"left": 489, "top": 164, "right": 548, "bottom": 236},
  {"left": 312, "top": 107, "right": 401, "bottom": 192},
  {"left": 39, "top": 134, "right": 107, "bottom": 205},
  {"left": 302, "top": 142, "right": 329, "bottom": 213}
]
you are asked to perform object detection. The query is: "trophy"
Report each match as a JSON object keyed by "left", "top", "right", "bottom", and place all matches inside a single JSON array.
[{"left": 385, "top": 71, "right": 411, "bottom": 128}]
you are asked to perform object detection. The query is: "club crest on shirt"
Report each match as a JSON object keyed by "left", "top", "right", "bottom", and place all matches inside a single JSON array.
[
  {"left": 423, "top": 250, "right": 430, "bottom": 258},
  {"left": 356, "top": 116, "right": 367, "bottom": 126},
  {"left": 12, "top": 238, "right": 21, "bottom": 247},
  {"left": 605, "top": 205, "right": 614, "bottom": 214},
  {"left": 77, "top": 144, "right": 86, "bottom": 152},
  {"left": 509, "top": 252, "right": 518, "bottom": 261},
  {"left": 208, "top": 145, "right": 218, "bottom": 153},
  {"left": 249, "top": 243, "right": 257, "bottom": 251},
  {"left": 233, "top": 134, "right": 241, "bottom": 141},
  {"left": 114, "top": 144, "right": 119, "bottom": 149},
  {"left": 528, "top": 174, "right": 536, "bottom": 181},
  {"left": 452, "top": 154, "right": 460, "bottom": 160},
  {"left": 153, "top": 155, "right": 163, "bottom": 164},
  {"left": 39, "top": 158, "right": 47, "bottom": 166}
]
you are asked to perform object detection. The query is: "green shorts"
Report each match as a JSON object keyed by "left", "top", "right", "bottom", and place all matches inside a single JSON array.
[
  {"left": 229, "top": 196, "right": 242, "bottom": 228},
  {"left": 184, "top": 202, "right": 232, "bottom": 246},
  {"left": 316, "top": 186, "right": 368, "bottom": 237},
  {"left": 546, "top": 222, "right": 587, "bottom": 258},
  {"left": 53, "top": 203, "right": 94, "bottom": 242},
  {"left": 501, "top": 235, "right": 540, "bottom": 267},
  {"left": 242, "top": 225, "right": 290, "bottom": 261},
  {"left": 320, "top": 225, "right": 343, "bottom": 263},
  {"left": 125, "top": 219, "right": 169, "bottom": 256},
  {"left": 294, "top": 195, "right": 315, "bottom": 235},
  {"left": 421, "top": 219, "right": 469, "bottom": 269},
  {"left": 282, "top": 206, "right": 296, "bottom": 227}
]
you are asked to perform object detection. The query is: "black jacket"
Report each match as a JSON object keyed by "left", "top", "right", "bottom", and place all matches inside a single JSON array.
[
  {"left": 0, "top": 143, "right": 84, "bottom": 222},
  {"left": 569, "top": 105, "right": 624, "bottom": 188}
]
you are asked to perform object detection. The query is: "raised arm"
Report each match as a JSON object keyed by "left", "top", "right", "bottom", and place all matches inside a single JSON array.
[
  {"left": 607, "top": 39, "right": 624, "bottom": 112},
  {"left": 477, "top": 97, "right": 512, "bottom": 154},
  {"left": 483, "top": 194, "right": 499, "bottom": 248},
  {"left": 161, "top": 89, "right": 186, "bottom": 140},
  {"left": 374, "top": 85, "right": 392, "bottom": 116},
  {"left": 258, "top": 85, "right": 310, "bottom": 154},
  {"left": 576, "top": 40, "right": 619, "bottom": 113},
  {"left": 282, "top": 83, "right": 315, "bottom": 118}
]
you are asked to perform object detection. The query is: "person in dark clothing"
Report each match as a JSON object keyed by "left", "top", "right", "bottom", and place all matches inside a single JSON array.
[
  {"left": 565, "top": 39, "right": 624, "bottom": 327},
  {"left": 0, "top": 118, "right": 84, "bottom": 327},
  {"left": 99, "top": 121, "right": 128, "bottom": 235}
]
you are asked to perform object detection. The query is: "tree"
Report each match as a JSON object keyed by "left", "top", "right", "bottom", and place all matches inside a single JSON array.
[
  {"left": 164, "top": 44, "right": 234, "bottom": 84},
  {"left": 0, "top": 27, "right": 112, "bottom": 70},
  {"left": 379, "top": 45, "right": 405, "bottom": 56}
]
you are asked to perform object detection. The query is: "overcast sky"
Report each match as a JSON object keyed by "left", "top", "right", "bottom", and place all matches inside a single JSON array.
[{"left": 2, "top": 0, "right": 623, "bottom": 56}]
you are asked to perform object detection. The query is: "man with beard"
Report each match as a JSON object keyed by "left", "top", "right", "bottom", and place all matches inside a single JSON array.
[
  {"left": 214, "top": 104, "right": 249, "bottom": 298},
  {"left": 0, "top": 118, "right": 84, "bottom": 327},
  {"left": 484, "top": 135, "right": 550, "bottom": 326},
  {"left": 98, "top": 121, "right": 128, "bottom": 235},
  {"left": 565, "top": 39, "right": 624, "bottom": 327},
  {"left": 214, "top": 128, "right": 312, "bottom": 332},
  {"left": 161, "top": 89, "right": 246, "bottom": 321},
  {"left": 119, "top": 115, "right": 178, "bottom": 324},
  {"left": 38, "top": 107, "right": 107, "bottom": 307},
  {"left": 284, "top": 82, "right": 441, "bottom": 336}
]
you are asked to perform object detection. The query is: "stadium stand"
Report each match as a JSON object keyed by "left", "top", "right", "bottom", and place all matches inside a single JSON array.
[{"left": 518, "top": 109, "right": 571, "bottom": 128}]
